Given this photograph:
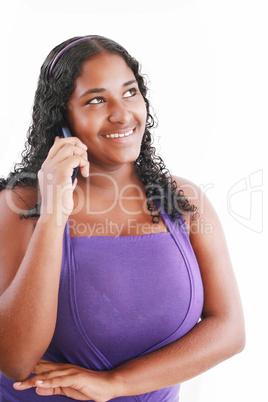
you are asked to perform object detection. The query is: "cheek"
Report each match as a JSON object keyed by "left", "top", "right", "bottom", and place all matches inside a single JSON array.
[
  {"left": 68, "top": 109, "right": 99, "bottom": 138},
  {"left": 137, "top": 101, "right": 148, "bottom": 129}
]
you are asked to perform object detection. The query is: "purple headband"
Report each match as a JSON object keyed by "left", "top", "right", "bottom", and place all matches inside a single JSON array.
[{"left": 49, "top": 36, "right": 93, "bottom": 77}]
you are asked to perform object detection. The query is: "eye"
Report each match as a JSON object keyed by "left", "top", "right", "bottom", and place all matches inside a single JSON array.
[
  {"left": 123, "top": 88, "right": 138, "bottom": 98},
  {"left": 86, "top": 97, "right": 104, "bottom": 105}
]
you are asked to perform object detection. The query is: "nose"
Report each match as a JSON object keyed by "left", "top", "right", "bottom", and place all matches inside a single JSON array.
[{"left": 108, "top": 99, "right": 132, "bottom": 125}]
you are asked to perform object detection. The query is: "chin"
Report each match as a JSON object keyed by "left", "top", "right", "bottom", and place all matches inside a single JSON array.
[
  {"left": 122, "top": 151, "right": 141, "bottom": 164},
  {"left": 110, "top": 148, "right": 141, "bottom": 165}
]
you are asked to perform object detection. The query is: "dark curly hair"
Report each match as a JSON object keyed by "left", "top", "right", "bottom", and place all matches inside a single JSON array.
[{"left": 0, "top": 35, "right": 196, "bottom": 222}]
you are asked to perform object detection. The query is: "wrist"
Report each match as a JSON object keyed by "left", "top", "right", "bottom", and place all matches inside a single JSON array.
[
  {"left": 37, "top": 213, "right": 68, "bottom": 233},
  {"left": 108, "top": 370, "right": 125, "bottom": 400}
]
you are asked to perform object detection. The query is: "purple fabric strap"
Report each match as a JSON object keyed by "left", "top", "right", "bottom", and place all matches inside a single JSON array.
[{"left": 49, "top": 36, "right": 93, "bottom": 77}]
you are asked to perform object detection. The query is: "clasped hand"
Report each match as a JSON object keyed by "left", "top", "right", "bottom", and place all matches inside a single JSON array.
[{"left": 13, "top": 359, "right": 116, "bottom": 402}]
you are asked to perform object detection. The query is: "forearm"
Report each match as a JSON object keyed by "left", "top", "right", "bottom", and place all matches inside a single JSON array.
[
  {"left": 111, "top": 315, "right": 245, "bottom": 398},
  {"left": 0, "top": 216, "right": 65, "bottom": 380}
]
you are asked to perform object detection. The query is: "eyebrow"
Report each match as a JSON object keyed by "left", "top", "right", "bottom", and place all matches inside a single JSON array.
[{"left": 79, "top": 79, "right": 138, "bottom": 99}]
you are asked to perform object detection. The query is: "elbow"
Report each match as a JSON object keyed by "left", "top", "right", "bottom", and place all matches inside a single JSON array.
[
  {"left": 0, "top": 337, "right": 49, "bottom": 381},
  {"left": 2, "top": 370, "right": 31, "bottom": 383},
  {"left": 223, "top": 314, "right": 246, "bottom": 359},
  {"left": 1, "top": 363, "right": 35, "bottom": 382},
  {"left": 231, "top": 322, "right": 246, "bottom": 355},
  {"left": 1, "top": 369, "right": 32, "bottom": 383},
  {"left": 0, "top": 352, "right": 38, "bottom": 382},
  {"left": 1, "top": 361, "right": 35, "bottom": 382},
  {"left": 202, "top": 312, "right": 246, "bottom": 362}
]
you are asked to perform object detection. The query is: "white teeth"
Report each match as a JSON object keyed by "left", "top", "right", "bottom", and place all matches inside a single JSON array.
[{"left": 104, "top": 129, "right": 133, "bottom": 139}]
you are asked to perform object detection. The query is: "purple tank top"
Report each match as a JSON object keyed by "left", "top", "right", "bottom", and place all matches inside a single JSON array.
[{"left": 1, "top": 210, "right": 204, "bottom": 401}]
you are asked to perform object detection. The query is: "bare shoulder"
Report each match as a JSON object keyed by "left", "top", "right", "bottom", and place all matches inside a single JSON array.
[
  {"left": 172, "top": 175, "right": 201, "bottom": 203},
  {"left": 172, "top": 175, "right": 203, "bottom": 230},
  {"left": 172, "top": 175, "right": 222, "bottom": 239},
  {"left": 0, "top": 185, "right": 39, "bottom": 213}
]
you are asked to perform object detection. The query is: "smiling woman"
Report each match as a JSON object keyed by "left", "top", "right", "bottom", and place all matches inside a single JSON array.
[
  {"left": 0, "top": 35, "right": 245, "bottom": 401},
  {"left": 66, "top": 52, "right": 147, "bottom": 168}
]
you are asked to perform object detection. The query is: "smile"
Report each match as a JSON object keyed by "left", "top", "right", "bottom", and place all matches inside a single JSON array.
[{"left": 103, "top": 129, "right": 134, "bottom": 139}]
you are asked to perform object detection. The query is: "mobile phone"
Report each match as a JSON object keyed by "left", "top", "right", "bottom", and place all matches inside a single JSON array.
[{"left": 58, "top": 126, "right": 79, "bottom": 183}]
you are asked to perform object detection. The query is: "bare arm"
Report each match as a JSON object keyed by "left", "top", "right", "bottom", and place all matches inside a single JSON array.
[
  {"left": 0, "top": 137, "right": 89, "bottom": 381},
  {"left": 0, "top": 192, "right": 65, "bottom": 381}
]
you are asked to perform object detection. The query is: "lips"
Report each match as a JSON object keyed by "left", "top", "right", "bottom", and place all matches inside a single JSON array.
[{"left": 102, "top": 128, "right": 134, "bottom": 139}]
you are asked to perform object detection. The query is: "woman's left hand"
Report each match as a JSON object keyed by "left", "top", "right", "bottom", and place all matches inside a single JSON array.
[{"left": 13, "top": 359, "right": 117, "bottom": 402}]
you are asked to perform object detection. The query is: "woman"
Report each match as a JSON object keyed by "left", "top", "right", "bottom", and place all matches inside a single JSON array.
[{"left": 0, "top": 35, "right": 245, "bottom": 401}]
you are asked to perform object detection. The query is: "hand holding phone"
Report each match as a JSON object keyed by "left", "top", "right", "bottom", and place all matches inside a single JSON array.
[
  {"left": 38, "top": 127, "right": 88, "bottom": 221},
  {"left": 58, "top": 126, "right": 79, "bottom": 184}
]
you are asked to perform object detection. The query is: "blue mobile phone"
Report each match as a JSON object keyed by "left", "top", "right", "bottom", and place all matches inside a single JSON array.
[{"left": 58, "top": 126, "right": 79, "bottom": 183}]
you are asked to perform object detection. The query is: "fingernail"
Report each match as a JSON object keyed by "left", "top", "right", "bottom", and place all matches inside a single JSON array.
[
  {"left": 14, "top": 382, "right": 21, "bottom": 386},
  {"left": 36, "top": 380, "right": 43, "bottom": 385}
]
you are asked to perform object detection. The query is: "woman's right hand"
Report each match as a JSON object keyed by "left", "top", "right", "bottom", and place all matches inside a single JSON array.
[{"left": 38, "top": 136, "right": 89, "bottom": 223}]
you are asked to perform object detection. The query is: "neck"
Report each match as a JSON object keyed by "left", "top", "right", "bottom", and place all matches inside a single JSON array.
[{"left": 77, "top": 162, "right": 142, "bottom": 200}]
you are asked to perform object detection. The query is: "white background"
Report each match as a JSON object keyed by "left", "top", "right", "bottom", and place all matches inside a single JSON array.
[{"left": 0, "top": 1, "right": 267, "bottom": 401}]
